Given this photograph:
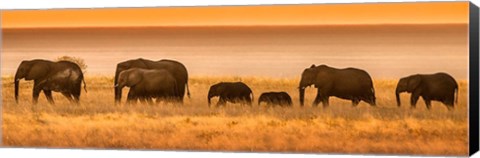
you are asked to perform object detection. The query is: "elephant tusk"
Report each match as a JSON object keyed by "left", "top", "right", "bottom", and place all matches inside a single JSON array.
[{"left": 114, "top": 84, "right": 119, "bottom": 87}]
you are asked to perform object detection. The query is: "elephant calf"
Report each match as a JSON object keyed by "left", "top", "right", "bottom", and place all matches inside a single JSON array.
[
  {"left": 208, "top": 82, "right": 254, "bottom": 107},
  {"left": 115, "top": 68, "right": 178, "bottom": 104},
  {"left": 258, "top": 92, "right": 293, "bottom": 107},
  {"left": 396, "top": 72, "right": 458, "bottom": 110}
]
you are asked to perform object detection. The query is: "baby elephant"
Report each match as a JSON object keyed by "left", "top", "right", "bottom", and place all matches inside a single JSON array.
[
  {"left": 208, "top": 82, "right": 253, "bottom": 107},
  {"left": 258, "top": 92, "right": 293, "bottom": 107}
]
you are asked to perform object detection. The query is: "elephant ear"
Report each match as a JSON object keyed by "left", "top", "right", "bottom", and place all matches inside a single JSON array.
[
  {"left": 26, "top": 63, "right": 49, "bottom": 80},
  {"left": 407, "top": 75, "right": 422, "bottom": 91},
  {"left": 127, "top": 71, "right": 142, "bottom": 87},
  {"left": 116, "top": 62, "right": 131, "bottom": 72},
  {"left": 213, "top": 83, "right": 227, "bottom": 95}
]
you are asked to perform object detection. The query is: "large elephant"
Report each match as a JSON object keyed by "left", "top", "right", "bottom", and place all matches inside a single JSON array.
[
  {"left": 115, "top": 68, "right": 177, "bottom": 104},
  {"left": 299, "top": 64, "right": 376, "bottom": 107},
  {"left": 258, "top": 91, "right": 292, "bottom": 106},
  {"left": 395, "top": 72, "right": 458, "bottom": 110},
  {"left": 14, "top": 59, "right": 87, "bottom": 104},
  {"left": 114, "top": 58, "right": 189, "bottom": 104},
  {"left": 207, "top": 82, "right": 254, "bottom": 107}
]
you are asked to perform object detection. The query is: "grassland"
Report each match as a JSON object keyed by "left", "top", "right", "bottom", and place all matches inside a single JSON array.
[{"left": 1, "top": 76, "right": 469, "bottom": 156}]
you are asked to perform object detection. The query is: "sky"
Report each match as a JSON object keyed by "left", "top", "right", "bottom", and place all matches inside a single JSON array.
[{"left": 1, "top": 2, "right": 469, "bottom": 28}]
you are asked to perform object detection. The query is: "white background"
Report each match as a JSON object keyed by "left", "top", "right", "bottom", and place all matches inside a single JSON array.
[{"left": 1, "top": 0, "right": 479, "bottom": 158}]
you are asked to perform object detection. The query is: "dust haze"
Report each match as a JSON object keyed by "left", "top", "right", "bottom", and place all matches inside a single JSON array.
[{"left": 2, "top": 24, "right": 468, "bottom": 79}]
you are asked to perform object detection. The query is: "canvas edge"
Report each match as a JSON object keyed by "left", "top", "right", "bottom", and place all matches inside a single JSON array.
[
  {"left": 0, "top": 1, "right": 475, "bottom": 156},
  {"left": 469, "top": 1, "right": 480, "bottom": 156},
  {"left": 0, "top": 8, "right": 4, "bottom": 146}
]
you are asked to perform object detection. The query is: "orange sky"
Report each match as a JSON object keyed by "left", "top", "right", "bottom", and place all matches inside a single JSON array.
[{"left": 1, "top": 2, "right": 469, "bottom": 28}]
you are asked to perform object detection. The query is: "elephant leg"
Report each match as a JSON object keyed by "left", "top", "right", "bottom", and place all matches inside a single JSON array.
[
  {"left": 217, "top": 97, "right": 227, "bottom": 107},
  {"left": 444, "top": 95, "right": 455, "bottom": 110},
  {"left": 145, "top": 97, "right": 154, "bottom": 105},
  {"left": 352, "top": 99, "right": 360, "bottom": 107},
  {"left": 245, "top": 96, "right": 252, "bottom": 106},
  {"left": 176, "top": 95, "right": 184, "bottom": 104},
  {"left": 422, "top": 96, "right": 432, "bottom": 110},
  {"left": 61, "top": 92, "right": 74, "bottom": 103},
  {"left": 445, "top": 102, "right": 454, "bottom": 111},
  {"left": 138, "top": 96, "right": 147, "bottom": 104},
  {"left": 126, "top": 90, "right": 138, "bottom": 105},
  {"left": 365, "top": 95, "right": 376, "bottom": 106},
  {"left": 445, "top": 101, "right": 454, "bottom": 111},
  {"left": 32, "top": 84, "right": 43, "bottom": 105},
  {"left": 177, "top": 83, "right": 186, "bottom": 100},
  {"left": 43, "top": 90, "right": 55, "bottom": 105},
  {"left": 71, "top": 85, "right": 81, "bottom": 104},
  {"left": 155, "top": 97, "right": 163, "bottom": 104},
  {"left": 410, "top": 94, "right": 420, "bottom": 109},
  {"left": 313, "top": 89, "right": 322, "bottom": 107},
  {"left": 321, "top": 97, "right": 329, "bottom": 108},
  {"left": 72, "top": 94, "right": 80, "bottom": 104}
]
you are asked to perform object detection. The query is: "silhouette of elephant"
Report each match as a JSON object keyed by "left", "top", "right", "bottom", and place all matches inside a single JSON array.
[
  {"left": 14, "top": 59, "right": 87, "bottom": 105},
  {"left": 396, "top": 72, "right": 458, "bottom": 110},
  {"left": 114, "top": 58, "right": 189, "bottom": 104},
  {"left": 207, "top": 82, "right": 253, "bottom": 107},
  {"left": 258, "top": 92, "right": 292, "bottom": 106},
  {"left": 299, "top": 64, "right": 376, "bottom": 107},
  {"left": 115, "top": 68, "right": 177, "bottom": 104}
]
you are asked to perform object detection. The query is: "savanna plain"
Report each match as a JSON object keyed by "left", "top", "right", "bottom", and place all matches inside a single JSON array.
[
  {"left": 1, "top": 75, "right": 468, "bottom": 156},
  {"left": 1, "top": 24, "right": 469, "bottom": 155}
]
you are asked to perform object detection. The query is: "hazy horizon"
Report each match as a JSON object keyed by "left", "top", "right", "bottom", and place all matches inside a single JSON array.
[{"left": 2, "top": 24, "right": 469, "bottom": 79}]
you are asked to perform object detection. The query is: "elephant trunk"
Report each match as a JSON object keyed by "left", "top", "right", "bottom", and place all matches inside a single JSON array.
[
  {"left": 14, "top": 77, "right": 20, "bottom": 104},
  {"left": 299, "top": 87, "right": 306, "bottom": 106},
  {"left": 114, "top": 69, "right": 121, "bottom": 104},
  {"left": 299, "top": 78, "right": 310, "bottom": 107},
  {"left": 395, "top": 88, "right": 401, "bottom": 107},
  {"left": 208, "top": 96, "right": 212, "bottom": 106},
  {"left": 207, "top": 91, "right": 212, "bottom": 106},
  {"left": 258, "top": 96, "right": 263, "bottom": 105}
]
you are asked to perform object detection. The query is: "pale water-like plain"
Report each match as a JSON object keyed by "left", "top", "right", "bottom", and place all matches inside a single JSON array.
[{"left": 2, "top": 24, "right": 468, "bottom": 79}]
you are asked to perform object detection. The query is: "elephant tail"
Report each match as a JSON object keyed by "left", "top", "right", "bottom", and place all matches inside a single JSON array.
[
  {"left": 455, "top": 86, "right": 458, "bottom": 104},
  {"left": 175, "top": 82, "right": 180, "bottom": 100},
  {"left": 186, "top": 83, "right": 191, "bottom": 98},
  {"left": 82, "top": 78, "right": 87, "bottom": 93},
  {"left": 251, "top": 92, "right": 254, "bottom": 102}
]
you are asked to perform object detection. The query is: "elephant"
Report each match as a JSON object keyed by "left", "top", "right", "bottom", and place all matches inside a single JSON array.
[
  {"left": 207, "top": 82, "right": 254, "bottom": 107},
  {"left": 14, "top": 59, "right": 87, "bottom": 105},
  {"left": 115, "top": 68, "right": 178, "bottom": 104},
  {"left": 299, "top": 64, "right": 376, "bottom": 107},
  {"left": 395, "top": 72, "right": 458, "bottom": 110},
  {"left": 258, "top": 91, "right": 293, "bottom": 106},
  {"left": 114, "top": 58, "right": 190, "bottom": 104}
]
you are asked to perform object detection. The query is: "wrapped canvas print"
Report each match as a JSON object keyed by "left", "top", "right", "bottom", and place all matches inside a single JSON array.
[{"left": 1, "top": 1, "right": 479, "bottom": 156}]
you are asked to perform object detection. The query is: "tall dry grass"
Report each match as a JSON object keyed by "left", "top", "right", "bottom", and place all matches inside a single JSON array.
[{"left": 1, "top": 76, "right": 469, "bottom": 156}]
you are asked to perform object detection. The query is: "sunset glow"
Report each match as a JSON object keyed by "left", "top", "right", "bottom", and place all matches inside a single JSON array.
[{"left": 1, "top": 2, "right": 469, "bottom": 28}]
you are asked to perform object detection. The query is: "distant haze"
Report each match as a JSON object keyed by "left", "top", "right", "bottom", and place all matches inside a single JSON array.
[{"left": 2, "top": 24, "right": 468, "bottom": 79}]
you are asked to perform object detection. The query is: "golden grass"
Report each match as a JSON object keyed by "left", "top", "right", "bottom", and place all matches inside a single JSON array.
[{"left": 1, "top": 76, "right": 469, "bottom": 156}]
